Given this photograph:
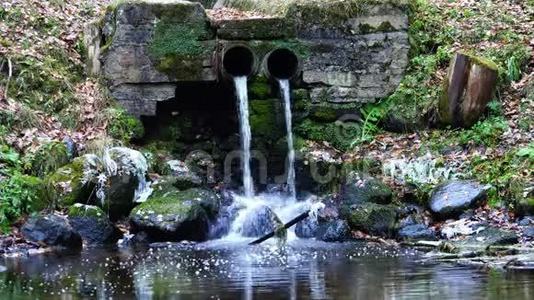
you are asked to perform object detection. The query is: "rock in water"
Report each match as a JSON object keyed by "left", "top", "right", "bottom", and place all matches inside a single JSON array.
[
  {"left": 317, "top": 220, "right": 350, "bottom": 242},
  {"left": 429, "top": 181, "right": 487, "bottom": 219},
  {"left": 241, "top": 205, "right": 283, "bottom": 237},
  {"left": 21, "top": 214, "right": 82, "bottom": 249},
  {"left": 343, "top": 202, "right": 398, "bottom": 237},
  {"left": 341, "top": 171, "right": 393, "bottom": 205},
  {"left": 295, "top": 218, "right": 319, "bottom": 238},
  {"left": 398, "top": 224, "right": 436, "bottom": 241},
  {"left": 130, "top": 188, "right": 220, "bottom": 242},
  {"left": 67, "top": 204, "right": 121, "bottom": 245}
]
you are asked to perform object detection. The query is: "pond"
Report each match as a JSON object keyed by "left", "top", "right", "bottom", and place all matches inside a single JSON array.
[{"left": 1, "top": 239, "right": 533, "bottom": 299}]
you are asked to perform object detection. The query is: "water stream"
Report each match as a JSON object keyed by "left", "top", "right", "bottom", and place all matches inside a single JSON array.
[
  {"left": 279, "top": 79, "right": 296, "bottom": 200},
  {"left": 234, "top": 76, "right": 254, "bottom": 198}
]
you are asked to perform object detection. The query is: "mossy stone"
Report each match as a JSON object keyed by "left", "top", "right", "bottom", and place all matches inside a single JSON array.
[
  {"left": 68, "top": 203, "right": 107, "bottom": 220},
  {"left": 44, "top": 157, "right": 88, "bottom": 208},
  {"left": 343, "top": 202, "right": 398, "bottom": 237},
  {"left": 26, "top": 141, "right": 70, "bottom": 177},
  {"left": 341, "top": 171, "right": 393, "bottom": 205}
]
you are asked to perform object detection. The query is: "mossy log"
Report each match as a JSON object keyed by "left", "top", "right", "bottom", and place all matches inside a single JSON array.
[{"left": 438, "top": 52, "right": 498, "bottom": 128}]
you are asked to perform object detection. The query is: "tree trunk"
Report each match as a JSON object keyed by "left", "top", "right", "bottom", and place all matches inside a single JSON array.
[{"left": 438, "top": 52, "right": 498, "bottom": 128}]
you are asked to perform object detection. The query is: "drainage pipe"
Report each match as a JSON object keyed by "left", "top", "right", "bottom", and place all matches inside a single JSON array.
[
  {"left": 263, "top": 48, "right": 300, "bottom": 81},
  {"left": 220, "top": 44, "right": 257, "bottom": 80}
]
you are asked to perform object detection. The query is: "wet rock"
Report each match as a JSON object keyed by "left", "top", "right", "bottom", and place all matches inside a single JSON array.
[
  {"left": 67, "top": 204, "right": 121, "bottom": 245},
  {"left": 241, "top": 205, "right": 283, "bottom": 237},
  {"left": 522, "top": 227, "right": 534, "bottom": 240},
  {"left": 162, "top": 160, "right": 203, "bottom": 190},
  {"left": 460, "top": 227, "right": 519, "bottom": 248},
  {"left": 130, "top": 188, "right": 220, "bottom": 242},
  {"left": 429, "top": 181, "right": 487, "bottom": 219},
  {"left": 343, "top": 202, "right": 398, "bottom": 237},
  {"left": 21, "top": 214, "right": 82, "bottom": 249},
  {"left": 341, "top": 172, "right": 393, "bottom": 205},
  {"left": 518, "top": 216, "right": 534, "bottom": 226},
  {"left": 295, "top": 218, "right": 319, "bottom": 238},
  {"left": 83, "top": 147, "right": 151, "bottom": 219},
  {"left": 208, "top": 203, "right": 240, "bottom": 239},
  {"left": 398, "top": 224, "right": 436, "bottom": 241},
  {"left": 317, "top": 220, "right": 350, "bottom": 242}
]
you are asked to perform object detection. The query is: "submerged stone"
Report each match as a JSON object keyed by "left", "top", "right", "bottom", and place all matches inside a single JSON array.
[
  {"left": 67, "top": 204, "right": 121, "bottom": 245},
  {"left": 130, "top": 188, "right": 220, "bottom": 241},
  {"left": 429, "top": 180, "right": 487, "bottom": 219},
  {"left": 21, "top": 214, "right": 82, "bottom": 249}
]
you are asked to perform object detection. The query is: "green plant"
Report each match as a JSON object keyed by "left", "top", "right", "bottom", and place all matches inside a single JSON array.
[
  {"left": 23, "top": 141, "right": 70, "bottom": 177},
  {"left": 351, "top": 102, "right": 389, "bottom": 146},
  {"left": 0, "top": 173, "right": 46, "bottom": 232},
  {"left": 506, "top": 56, "right": 521, "bottom": 82},
  {"left": 516, "top": 144, "right": 534, "bottom": 162},
  {"left": 106, "top": 107, "right": 145, "bottom": 142}
]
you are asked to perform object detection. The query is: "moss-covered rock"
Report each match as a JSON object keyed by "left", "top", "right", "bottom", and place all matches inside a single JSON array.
[
  {"left": 295, "top": 118, "right": 361, "bottom": 151},
  {"left": 341, "top": 171, "right": 393, "bottom": 205},
  {"left": 343, "top": 202, "right": 398, "bottom": 237},
  {"left": 45, "top": 157, "right": 88, "bottom": 208},
  {"left": 25, "top": 141, "right": 70, "bottom": 177},
  {"left": 129, "top": 187, "right": 220, "bottom": 241},
  {"left": 67, "top": 204, "right": 121, "bottom": 245}
]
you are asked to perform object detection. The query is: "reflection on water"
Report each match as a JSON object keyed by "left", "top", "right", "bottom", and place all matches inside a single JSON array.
[{"left": 1, "top": 240, "right": 533, "bottom": 299}]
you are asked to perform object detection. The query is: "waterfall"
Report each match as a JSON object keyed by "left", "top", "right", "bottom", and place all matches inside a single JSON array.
[
  {"left": 234, "top": 76, "right": 254, "bottom": 198},
  {"left": 279, "top": 80, "right": 296, "bottom": 200}
]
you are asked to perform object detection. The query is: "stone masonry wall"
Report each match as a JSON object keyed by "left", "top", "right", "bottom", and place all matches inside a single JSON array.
[{"left": 94, "top": 0, "right": 409, "bottom": 116}]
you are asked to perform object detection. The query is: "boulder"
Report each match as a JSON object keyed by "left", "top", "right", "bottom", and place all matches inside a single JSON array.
[
  {"left": 240, "top": 205, "right": 283, "bottom": 238},
  {"left": 162, "top": 160, "right": 202, "bottom": 190},
  {"left": 84, "top": 147, "right": 151, "bottom": 218},
  {"left": 130, "top": 188, "right": 220, "bottom": 241},
  {"left": 343, "top": 202, "right": 398, "bottom": 237},
  {"left": 45, "top": 157, "right": 89, "bottom": 208},
  {"left": 341, "top": 172, "right": 393, "bottom": 205},
  {"left": 67, "top": 204, "right": 121, "bottom": 245},
  {"left": 21, "top": 214, "right": 82, "bottom": 249},
  {"left": 429, "top": 181, "right": 487, "bottom": 219},
  {"left": 457, "top": 227, "right": 519, "bottom": 249},
  {"left": 316, "top": 220, "right": 350, "bottom": 242},
  {"left": 523, "top": 227, "right": 534, "bottom": 240},
  {"left": 295, "top": 218, "right": 319, "bottom": 238},
  {"left": 398, "top": 224, "right": 436, "bottom": 241}
]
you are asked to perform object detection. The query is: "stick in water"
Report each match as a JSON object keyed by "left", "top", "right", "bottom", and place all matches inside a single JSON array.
[{"left": 249, "top": 210, "right": 310, "bottom": 245}]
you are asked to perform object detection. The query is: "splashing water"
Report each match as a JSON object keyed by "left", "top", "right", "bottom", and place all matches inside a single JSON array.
[
  {"left": 234, "top": 76, "right": 254, "bottom": 198},
  {"left": 279, "top": 79, "right": 296, "bottom": 200}
]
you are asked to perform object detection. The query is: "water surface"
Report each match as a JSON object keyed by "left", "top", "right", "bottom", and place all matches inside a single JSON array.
[{"left": 1, "top": 240, "right": 533, "bottom": 299}]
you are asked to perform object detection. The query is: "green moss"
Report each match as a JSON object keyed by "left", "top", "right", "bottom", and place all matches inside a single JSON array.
[
  {"left": 106, "top": 107, "right": 145, "bottom": 142},
  {"left": 343, "top": 202, "right": 398, "bottom": 236},
  {"left": 249, "top": 99, "right": 284, "bottom": 142},
  {"left": 67, "top": 204, "right": 106, "bottom": 219},
  {"left": 131, "top": 187, "right": 218, "bottom": 217},
  {"left": 45, "top": 157, "right": 88, "bottom": 208},
  {"left": 295, "top": 118, "right": 361, "bottom": 151},
  {"left": 310, "top": 107, "right": 338, "bottom": 122},
  {"left": 249, "top": 76, "right": 272, "bottom": 99},
  {"left": 460, "top": 51, "right": 499, "bottom": 71},
  {"left": 249, "top": 39, "right": 311, "bottom": 59},
  {"left": 24, "top": 141, "right": 70, "bottom": 177}
]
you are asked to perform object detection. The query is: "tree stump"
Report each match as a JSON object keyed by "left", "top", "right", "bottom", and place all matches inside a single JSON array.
[{"left": 438, "top": 52, "right": 498, "bottom": 128}]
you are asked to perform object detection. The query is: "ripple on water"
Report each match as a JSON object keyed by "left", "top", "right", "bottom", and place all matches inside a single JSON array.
[{"left": 1, "top": 241, "right": 533, "bottom": 299}]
